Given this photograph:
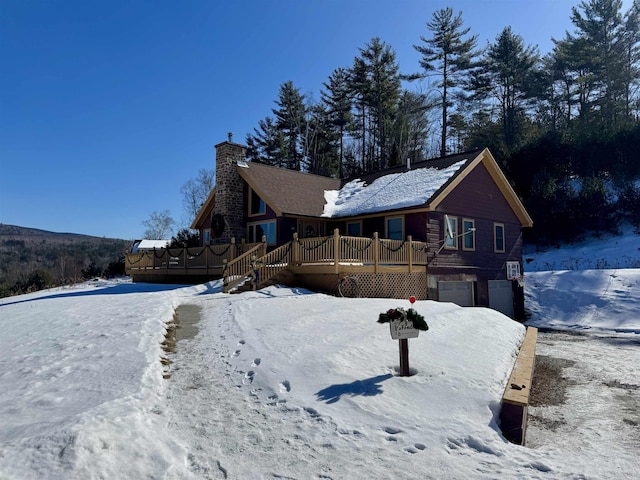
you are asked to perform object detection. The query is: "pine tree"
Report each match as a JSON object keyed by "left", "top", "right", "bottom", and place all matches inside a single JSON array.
[
  {"left": 321, "top": 68, "right": 352, "bottom": 177},
  {"left": 348, "top": 38, "right": 401, "bottom": 172},
  {"left": 567, "top": 0, "right": 627, "bottom": 130},
  {"left": 245, "top": 116, "right": 287, "bottom": 166},
  {"left": 473, "top": 27, "right": 540, "bottom": 150},
  {"left": 412, "top": 7, "right": 479, "bottom": 157},
  {"left": 272, "top": 81, "right": 306, "bottom": 170}
]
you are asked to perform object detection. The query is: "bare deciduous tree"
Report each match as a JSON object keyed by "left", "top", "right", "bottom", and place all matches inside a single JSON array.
[{"left": 142, "top": 210, "right": 175, "bottom": 239}]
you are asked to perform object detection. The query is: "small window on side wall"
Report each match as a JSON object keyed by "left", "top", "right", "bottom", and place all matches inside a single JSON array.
[
  {"left": 204, "top": 230, "right": 211, "bottom": 245},
  {"left": 462, "top": 219, "right": 475, "bottom": 251},
  {"left": 444, "top": 215, "right": 458, "bottom": 249},
  {"left": 494, "top": 223, "right": 505, "bottom": 253},
  {"left": 386, "top": 216, "right": 404, "bottom": 240}
]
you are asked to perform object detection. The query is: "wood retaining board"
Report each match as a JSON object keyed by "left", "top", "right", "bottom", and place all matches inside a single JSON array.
[{"left": 500, "top": 326, "right": 538, "bottom": 445}]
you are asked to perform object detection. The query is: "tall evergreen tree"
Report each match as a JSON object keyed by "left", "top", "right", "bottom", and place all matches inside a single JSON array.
[
  {"left": 622, "top": 0, "right": 640, "bottom": 120},
  {"left": 272, "top": 81, "right": 306, "bottom": 170},
  {"left": 393, "top": 90, "right": 432, "bottom": 164},
  {"left": 473, "top": 27, "right": 540, "bottom": 150},
  {"left": 321, "top": 68, "right": 353, "bottom": 177},
  {"left": 412, "top": 7, "right": 479, "bottom": 157},
  {"left": 245, "top": 116, "right": 287, "bottom": 166},
  {"left": 348, "top": 38, "right": 401, "bottom": 172},
  {"left": 567, "top": 0, "right": 627, "bottom": 130}
]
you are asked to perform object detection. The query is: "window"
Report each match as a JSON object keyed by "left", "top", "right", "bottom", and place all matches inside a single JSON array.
[
  {"left": 462, "top": 219, "right": 475, "bottom": 251},
  {"left": 506, "top": 261, "right": 521, "bottom": 279},
  {"left": 386, "top": 217, "right": 404, "bottom": 240},
  {"left": 494, "top": 223, "right": 505, "bottom": 252},
  {"left": 248, "top": 221, "right": 276, "bottom": 245},
  {"left": 300, "top": 220, "right": 323, "bottom": 238},
  {"left": 204, "top": 230, "right": 211, "bottom": 245},
  {"left": 444, "top": 215, "right": 458, "bottom": 249},
  {"left": 346, "top": 221, "right": 362, "bottom": 236},
  {"left": 249, "top": 189, "right": 265, "bottom": 216}
]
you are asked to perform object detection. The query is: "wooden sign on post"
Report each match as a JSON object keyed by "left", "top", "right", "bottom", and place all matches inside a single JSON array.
[{"left": 377, "top": 296, "right": 428, "bottom": 377}]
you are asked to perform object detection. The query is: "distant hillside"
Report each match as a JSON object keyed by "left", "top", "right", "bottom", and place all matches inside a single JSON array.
[{"left": 0, "top": 224, "right": 133, "bottom": 297}]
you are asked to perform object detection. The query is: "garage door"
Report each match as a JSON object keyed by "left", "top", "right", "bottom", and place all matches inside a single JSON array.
[
  {"left": 489, "top": 280, "right": 514, "bottom": 318},
  {"left": 438, "top": 281, "right": 474, "bottom": 306}
]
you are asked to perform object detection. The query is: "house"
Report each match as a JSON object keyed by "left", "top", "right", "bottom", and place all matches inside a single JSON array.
[{"left": 189, "top": 138, "right": 532, "bottom": 318}]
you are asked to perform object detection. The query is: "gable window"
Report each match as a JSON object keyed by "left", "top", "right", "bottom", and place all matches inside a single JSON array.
[
  {"left": 444, "top": 215, "right": 458, "bottom": 249},
  {"left": 249, "top": 189, "right": 265, "bottom": 216},
  {"left": 386, "top": 216, "right": 404, "bottom": 240},
  {"left": 346, "top": 221, "right": 362, "bottom": 236},
  {"left": 248, "top": 220, "right": 276, "bottom": 245},
  {"left": 494, "top": 223, "right": 505, "bottom": 253},
  {"left": 462, "top": 219, "right": 475, "bottom": 251}
]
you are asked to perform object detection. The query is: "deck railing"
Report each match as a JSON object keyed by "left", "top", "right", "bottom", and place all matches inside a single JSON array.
[
  {"left": 126, "top": 230, "right": 429, "bottom": 288},
  {"left": 125, "top": 240, "right": 262, "bottom": 276},
  {"left": 222, "top": 241, "right": 267, "bottom": 293},
  {"left": 292, "top": 230, "right": 428, "bottom": 274}
]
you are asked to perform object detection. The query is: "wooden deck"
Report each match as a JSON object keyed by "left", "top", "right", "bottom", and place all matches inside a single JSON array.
[{"left": 125, "top": 230, "right": 429, "bottom": 294}]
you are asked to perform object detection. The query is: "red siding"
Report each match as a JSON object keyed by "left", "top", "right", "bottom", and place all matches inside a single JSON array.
[{"left": 427, "top": 162, "right": 525, "bottom": 308}]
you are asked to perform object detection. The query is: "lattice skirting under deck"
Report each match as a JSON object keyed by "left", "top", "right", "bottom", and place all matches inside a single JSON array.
[{"left": 296, "top": 272, "right": 428, "bottom": 300}]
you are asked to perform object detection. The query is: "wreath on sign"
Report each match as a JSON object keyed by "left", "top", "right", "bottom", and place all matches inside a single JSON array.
[
  {"left": 211, "top": 214, "right": 225, "bottom": 238},
  {"left": 377, "top": 307, "right": 429, "bottom": 331}
]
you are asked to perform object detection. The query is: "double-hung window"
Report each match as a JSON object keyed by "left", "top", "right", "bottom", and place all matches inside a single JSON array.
[
  {"left": 494, "top": 223, "right": 505, "bottom": 253},
  {"left": 444, "top": 215, "right": 458, "bottom": 249},
  {"left": 462, "top": 219, "right": 475, "bottom": 251}
]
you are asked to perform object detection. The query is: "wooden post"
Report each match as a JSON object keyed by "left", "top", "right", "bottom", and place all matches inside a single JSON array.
[
  {"left": 399, "top": 339, "right": 410, "bottom": 376},
  {"left": 292, "top": 232, "right": 299, "bottom": 265},
  {"left": 407, "top": 235, "right": 413, "bottom": 273},
  {"left": 373, "top": 232, "right": 379, "bottom": 274},
  {"left": 231, "top": 237, "right": 236, "bottom": 262},
  {"left": 333, "top": 228, "right": 340, "bottom": 274},
  {"left": 184, "top": 246, "right": 187, "bottom": 274}
]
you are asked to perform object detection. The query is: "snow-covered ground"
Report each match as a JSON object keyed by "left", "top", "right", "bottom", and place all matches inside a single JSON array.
[{"left": 0, "top": 227, "right": 638, "bottom": 479}]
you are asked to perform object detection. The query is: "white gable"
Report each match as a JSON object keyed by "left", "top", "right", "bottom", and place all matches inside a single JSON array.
[{"left": 322, "top": 160, "right": 467, "bottom": 218}]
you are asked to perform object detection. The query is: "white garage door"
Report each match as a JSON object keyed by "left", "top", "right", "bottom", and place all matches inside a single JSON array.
[
  {"left": 438, "top": 281, "right": 474, "bottom": 306},
  {"left": 489, "top": 280, "right": 514, "bottom": 318}
]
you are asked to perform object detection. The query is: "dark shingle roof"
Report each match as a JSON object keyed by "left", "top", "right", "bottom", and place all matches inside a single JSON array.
[{"left": 237, "top": 162, "right": 342, "bottom": 217}]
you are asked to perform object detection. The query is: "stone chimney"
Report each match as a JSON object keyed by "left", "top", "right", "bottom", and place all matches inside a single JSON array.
[{"left": 213, "top": 138, "right": 246, "bottom": 243}]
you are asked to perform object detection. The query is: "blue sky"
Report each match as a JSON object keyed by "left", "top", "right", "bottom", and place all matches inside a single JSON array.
[{"left": 1, "top": 0, "right": 632, "bottom": 240}]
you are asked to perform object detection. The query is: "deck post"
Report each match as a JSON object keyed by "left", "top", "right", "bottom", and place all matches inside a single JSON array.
[
  {"left": 292, "top": 233, "right": 299, "bottom": 265},
  {"left": 333, "top": 228, "right": 340, "bottom": 274},
  {"left": 407, "top": 235, "right": 413, "bottom": 273},
  {"left": 231, "top": 237, "right": 236, "bottom": 261},
  {"left": 373, "top": 232, "right": 379, "bottom": 274}
]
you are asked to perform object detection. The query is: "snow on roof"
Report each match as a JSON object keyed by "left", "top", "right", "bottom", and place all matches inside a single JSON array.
[
  {"left": 322, "top": 160, "right": 467, "bottom": 218},
  {"left": 131, "top": 239, "right": 170, "bottom": 252}
]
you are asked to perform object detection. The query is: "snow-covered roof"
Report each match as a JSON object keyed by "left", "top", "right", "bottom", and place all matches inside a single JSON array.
[
  {"left": 322, "top": 160, "right": 467, "bottom": 218},
  {"left": 131, "top": 239, "right": 170, "bottom": 252}
]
